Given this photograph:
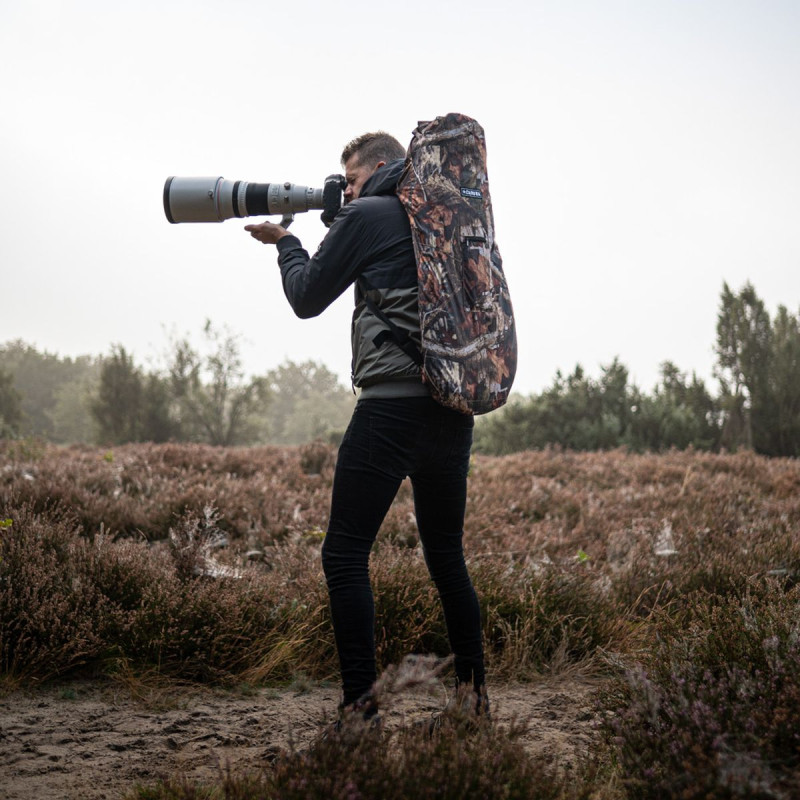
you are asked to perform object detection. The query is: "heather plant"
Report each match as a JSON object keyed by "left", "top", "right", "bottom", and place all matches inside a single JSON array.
[
  {"left": 604, "top": 582, "right": 800, "bottom": 798},
  {"left": 0, "top": 501, "right": 330, "bottom": 683},
  {"left": 0, "top": 441, "right": 335, "bottom": 541},
  {"left": 0, "top": 499, "right": 619, "bottom": 686},
  {"left": 4, "top": 442, "right": 800, "bottom": 797},
  {"left": 370, "top": 546, "right": 450, "bottom": 665},
  {"left": 131, "top": 723, "right": 598, "bottom": 800},
  {"left": 298, "top": 438, "right": 335, "bottom": 475},
  {"left": 239, "top": 541, "right": 335, "bottom": 685},
  {"left": 0, "top": 505, "right": 108, "bottom": 682},
  {"left": 3, "top": 443, "right": 798, "bottom": 567},
  {"left": 129, "top": 658, "right": 600, "bottom": 800},
  {"left": 344, "top": 543, "right": 616, "bottom": 679},
  {"left": 2, "top": 443, "right": 799, "bottom": 689},
  {"left": 262, "top": 718, "right": 594, "bottom": 800},
  {"left": 167, "top": 505, "right": 231, "bottom": 581},
  {"left": 474, "top": 559, "right": 616, "bottom": 677}
]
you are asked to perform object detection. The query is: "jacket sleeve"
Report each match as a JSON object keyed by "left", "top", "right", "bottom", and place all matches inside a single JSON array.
[{"left": 275, "top": 204, "right": 369, "bottom": 319}]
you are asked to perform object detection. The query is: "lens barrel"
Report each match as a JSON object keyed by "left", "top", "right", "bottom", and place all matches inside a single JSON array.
[{"left": 163, "top": 177, "right": 325, "bottom": 223}]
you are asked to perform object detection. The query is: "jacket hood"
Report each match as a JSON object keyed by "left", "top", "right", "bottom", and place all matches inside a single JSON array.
[{"left": 359, "top": 158, "right": 406, "bottom": 198}]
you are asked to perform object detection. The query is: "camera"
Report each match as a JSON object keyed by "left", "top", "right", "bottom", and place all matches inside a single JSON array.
[{"left": 163, "top": 175, "right": 345, "bottom": 227}]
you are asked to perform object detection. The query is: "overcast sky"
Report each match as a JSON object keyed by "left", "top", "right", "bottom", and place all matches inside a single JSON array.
[{"left": 2, "top": 0, "right": 799, "bottom": 396}]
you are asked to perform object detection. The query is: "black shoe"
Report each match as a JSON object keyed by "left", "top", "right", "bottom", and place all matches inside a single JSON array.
[
  {"left": 421, "top": 684, "right": 491, "bottom": 736},
  {"left": 319, "top": 694, "right": 382, "bottom": 745}
]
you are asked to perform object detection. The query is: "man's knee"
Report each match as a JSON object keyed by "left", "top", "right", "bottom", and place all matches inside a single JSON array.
[
  {"left": 321, "top": 532, "right": 370, "bottom": 585},
  {"left": 320, "top": 533, "right": 339, "bottom": 578}
]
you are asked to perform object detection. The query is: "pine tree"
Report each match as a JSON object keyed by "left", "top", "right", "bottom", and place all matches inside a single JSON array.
[
  {"left": 92, "top": 346, "right": 143, "bottom": 444},
  {"left": 714, "top": 282, "right": 772, "bottom": 451},
  {"left": 0, "top": 368, "right": 23, "bottom": 438},
  {"left": 768, "top": 306, "right": 800, "bottom": 456}
]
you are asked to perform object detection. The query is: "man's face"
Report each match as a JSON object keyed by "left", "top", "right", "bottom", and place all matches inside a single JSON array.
[{"left": 343, "top": 155, "right": 376, "bottom": 204}]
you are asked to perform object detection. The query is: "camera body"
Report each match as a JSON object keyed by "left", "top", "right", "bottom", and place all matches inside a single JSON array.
[{"left": 163, "top": 175, "right": 345, "bottom": 227}]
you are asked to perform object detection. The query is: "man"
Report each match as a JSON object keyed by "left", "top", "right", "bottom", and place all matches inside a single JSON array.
[{"left": 245, "top": 131, "right": 487, "bottom": 722}]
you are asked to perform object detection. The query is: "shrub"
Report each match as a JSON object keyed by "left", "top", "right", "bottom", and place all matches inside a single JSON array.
[
  {"left": 0, "top": 505, "right": 108, "bottom": 682},
  {"left": 0, "top": 502, "right": 332, "bottom": 684},
  {"left": 128, "top": 658, "right": 600, "bottom": 800},
  {"left": 475, "top": 560, "right": 615, "bottom": 677},
  {"left": 605, "top": 582, "right": 800, "bottom": 798}
]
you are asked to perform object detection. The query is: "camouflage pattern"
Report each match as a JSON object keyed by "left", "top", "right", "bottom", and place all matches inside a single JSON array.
[{"left": 397, "top": 114, "right": 517, "bottom": 415}]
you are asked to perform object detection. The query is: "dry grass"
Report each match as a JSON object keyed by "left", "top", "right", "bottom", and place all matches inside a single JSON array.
[{"left": 2, "top": 441, "right": 799, "bottom": 797}]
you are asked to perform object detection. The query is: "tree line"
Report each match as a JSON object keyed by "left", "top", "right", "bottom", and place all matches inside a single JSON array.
[
  {"left": 1, "top": 283, "right": 798, "bottom": 456},
  {"left": 473, "top": 282, "right": 800, "bottom": 457},
  {"left": 0, "top": 321, "right": 355, "bottom": 447}
]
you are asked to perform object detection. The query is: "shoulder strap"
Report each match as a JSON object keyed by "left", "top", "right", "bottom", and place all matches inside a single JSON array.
[{"left": 358, "top": 277, "right": 424, "bottom": 367}]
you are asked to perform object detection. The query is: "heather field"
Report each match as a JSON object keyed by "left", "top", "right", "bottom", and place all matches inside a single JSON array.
[{"left": 1, "top": 441, "right": 799, "bottom": 799}]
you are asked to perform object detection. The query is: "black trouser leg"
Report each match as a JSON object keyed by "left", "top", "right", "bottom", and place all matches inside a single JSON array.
[
  {"left": 412, "top": 458, "right": 485, "bottom": 691},
  {"left": 321, "top": 397, "right": 485, "bottom": 706},
  {"left": 321, "top": 403, "right": 403, "bottom": 706}
]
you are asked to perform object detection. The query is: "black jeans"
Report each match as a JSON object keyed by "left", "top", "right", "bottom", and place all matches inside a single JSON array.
[{"left": 321, "top": 396, "right": 485, "bottom": 707}]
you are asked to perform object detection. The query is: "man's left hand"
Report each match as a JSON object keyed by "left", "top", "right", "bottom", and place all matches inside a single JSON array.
[{"left": 245, "top": 221, "right": 290, "bottom": 244}]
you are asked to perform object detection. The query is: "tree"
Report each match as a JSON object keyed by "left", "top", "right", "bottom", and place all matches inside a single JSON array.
[
  {"left": 0, "top": 368, "right": 23, "bottom": 438},
  {"left": 49, "top": 370, "right": 100, "bottom": 444},
  {"left": 0, "top": 340, "right": 97, "bottom": 439},
  {"left": 92, "top": 345, "right": 144, "bottom": 445},
  {"left": 474, "top": 359, "right": 636, "bottom": 454},
  {"left": 714, "top": 282, "right": 772, "bottom": 451},
  {"left": 140, "top": 373, "right": 179, "bottom": 443},
  {"left": 767, "top": 305, "right": 800, "bottom": 456},
  {"left": 472, "top": 393, "right": 541, "bottom": 455},
  {"left": 263, "top": 359, "right": 355, "bottom": 444},
  {"left": 167, "top": 321, "right": 270, "bottom": 446},
  {"left": 626, "top": 362, "right": 719, "bottom": 452}
]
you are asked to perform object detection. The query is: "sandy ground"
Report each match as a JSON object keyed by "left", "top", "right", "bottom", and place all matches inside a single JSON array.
[{"left": 0, "top": 677, "right": 602, "bottom": 800}]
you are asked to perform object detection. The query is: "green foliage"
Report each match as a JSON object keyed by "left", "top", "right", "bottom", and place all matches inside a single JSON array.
[
  {"left": 4, "top": 281, "right": 797, "bottom": 456},
  {"left": 263, "top": 359, "right": 355, "bottom": 445},
  {"left": 713, "top": 282, "right": 800, "bottom": 456},
  {"left": 166, "top": 321, "right": 270, "bottom": 446},
  {"left": 475, "top": 358, "right": 720, "bottom": 455},
  {"left": 715, "top": 281, "right": 772, "bottom": 451},
  {"left": 626, "top": 362, "right": 719, "bottom": 452},
  {"left": 49, "top": 371, "right": 99, "bottom": 443},
  {"left": 473, "top": 360, "right": 623, "bottom": 455},
  {"left": 477, "top": 282, "right": 799, "bottom": 457},
  {"left": 92, "top": 345, "right": 145, "bottom": 445},
  {"left": 766, "top": 304, "right": 800, "bottom": 456},
  {"left": 0, "top": 336, "right": 355, "bottom": 448},
  {"left": 0, "top": 340, "right": 99, "bottom": 442},
  {"left": 0, "top": 367, "right": 23, "bottom": 438},
  {"left": 140, "top": 373, "right": 177, "bottom": 443}
]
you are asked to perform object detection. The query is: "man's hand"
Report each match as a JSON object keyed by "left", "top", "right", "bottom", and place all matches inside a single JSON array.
[{"left": 245, "top": 221, "right": 291, "bottom": 245}]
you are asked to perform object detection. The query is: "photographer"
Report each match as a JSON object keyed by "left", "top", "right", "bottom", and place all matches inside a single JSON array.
[{"left": 245, "top": 132, "right": 487, "bottom": 725}]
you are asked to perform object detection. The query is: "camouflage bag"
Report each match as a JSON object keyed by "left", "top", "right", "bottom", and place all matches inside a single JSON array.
[{"left": 396, "top": 113, "right": 517, "bottom": 415}]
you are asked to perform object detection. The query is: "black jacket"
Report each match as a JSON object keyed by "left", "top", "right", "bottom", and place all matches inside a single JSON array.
[{"left": 276, "top": 159, "right": 424, "bottom": 390}]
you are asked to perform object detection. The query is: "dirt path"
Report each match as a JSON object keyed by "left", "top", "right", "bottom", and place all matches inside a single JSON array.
[{"left": 0, "top": 678, "right": 602, "bottom": 800}]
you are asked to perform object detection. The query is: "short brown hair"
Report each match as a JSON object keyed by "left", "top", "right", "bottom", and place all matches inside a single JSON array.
[{"left": 340, "top": 131, "right": 405, "bottom": 169}]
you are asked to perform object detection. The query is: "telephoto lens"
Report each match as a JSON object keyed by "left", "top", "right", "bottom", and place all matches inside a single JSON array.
[{"left": 163, "top": 177, "right": 325, "bottom": 223}]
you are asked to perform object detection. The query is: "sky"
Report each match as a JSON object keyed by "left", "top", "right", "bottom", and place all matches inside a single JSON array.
[{"left": 2, "top": 0, "right": 799, "bottom": 396}]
